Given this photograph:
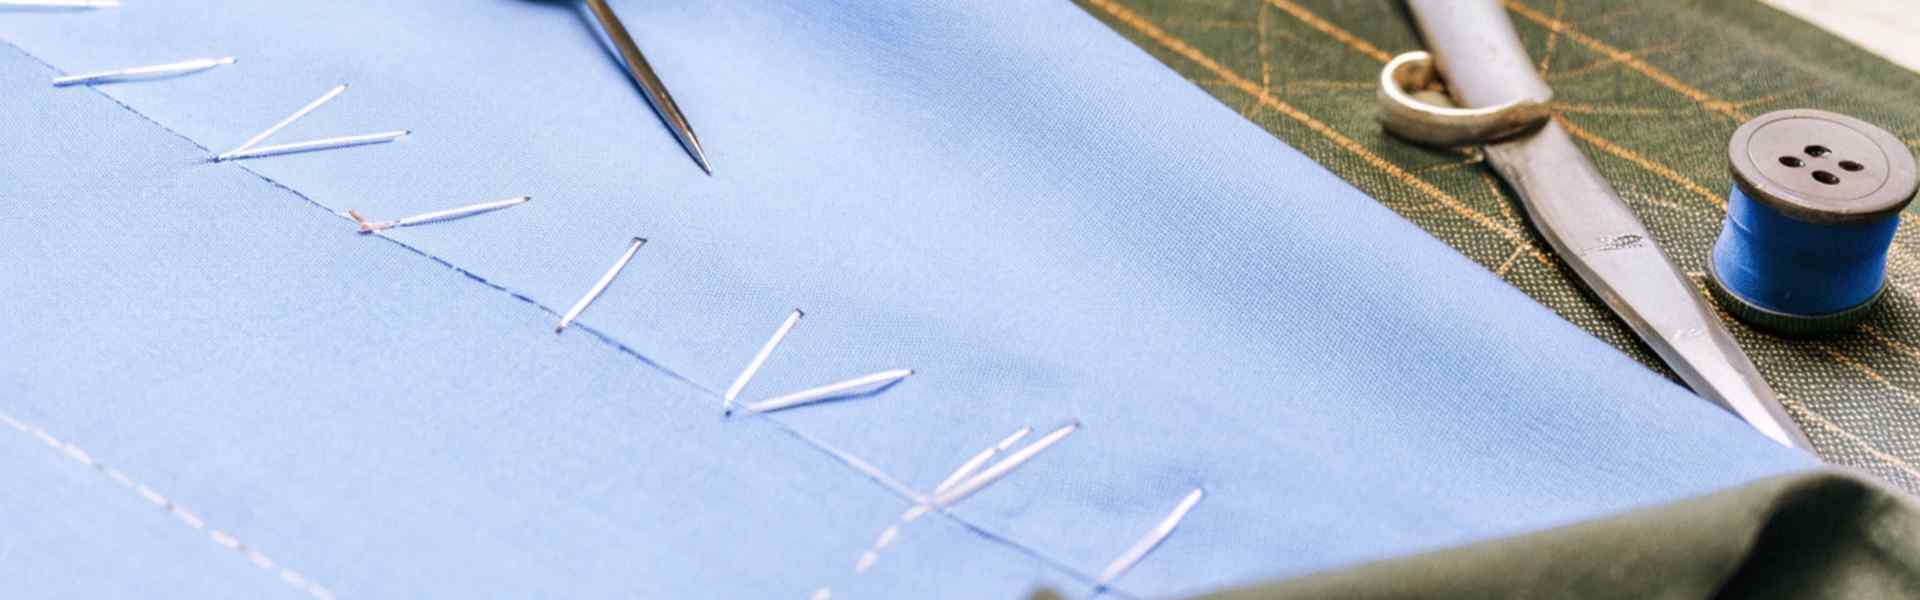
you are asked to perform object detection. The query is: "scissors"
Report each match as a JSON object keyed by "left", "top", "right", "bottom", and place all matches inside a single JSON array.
[
  {"left": 583, "top": 0, "right": 712, "bottom": 175},
  {"left": 1379, "top": 0, "right": 1814, "bottom": 450}
]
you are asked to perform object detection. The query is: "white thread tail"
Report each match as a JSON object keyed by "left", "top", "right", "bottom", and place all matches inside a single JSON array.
[
  {"left": 722, "top": 309, "right": 804, "bottom": 412},
  {"left": 931, "top": 422, "right": 1078, "bottom": 507},
  {"left": 351, "top": 196, "right": 530, "bottom": 233},
  {"left": 932, "top": 426, "right": 1031, "bottom": 495},
  {"left": 852, "top": 425, "right": 1041, "bottom": 578},
  {"left": 218, "top": 84, "right": 347, "bottom": 159},
  {"left": 219, "top": 130, "right": 408, "bottom": 161},
  {"left": 1098, "top": 488, "right": 1205, "bottom": 586},
  {"left": 745, "top": 368, "right": 913, "bottom": 414},
  {"left": 53, "top": 57, "right": 233, "bottom": 86},
  {"left": 556, "top": 237, "right": 646, "bottom": 332}
]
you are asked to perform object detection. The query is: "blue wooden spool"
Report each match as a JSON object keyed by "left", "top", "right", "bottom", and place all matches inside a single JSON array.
[{"left": 1709, "top": 109, "right": 1918, "bottom": 336}]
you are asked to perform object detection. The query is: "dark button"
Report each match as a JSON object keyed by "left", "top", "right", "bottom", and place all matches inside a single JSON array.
[{"left": 1727, "top": 109, "right": 1918, "bottom": 225}]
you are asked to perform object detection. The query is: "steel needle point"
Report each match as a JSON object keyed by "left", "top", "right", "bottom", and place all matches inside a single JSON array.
[{"left": 584, "top": 0, "right": 712, "bottom": 175}]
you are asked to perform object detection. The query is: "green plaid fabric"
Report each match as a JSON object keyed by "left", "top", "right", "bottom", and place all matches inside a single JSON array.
[{"left": 1079, "top": 0, "right": 1920, "bottom": 492}]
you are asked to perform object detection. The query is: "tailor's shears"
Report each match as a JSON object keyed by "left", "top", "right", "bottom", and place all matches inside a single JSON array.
[{"left": 1378, "top": 0, "right": 1814, "bottom": 449}]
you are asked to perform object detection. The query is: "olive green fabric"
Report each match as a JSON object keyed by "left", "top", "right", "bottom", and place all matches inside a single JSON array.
[
  {"left": 1077, "top": 0, "right": 1920, "bottom": 493},
  {"left": 1179, "top": 470, "right": 1920, "bottom": 599}
]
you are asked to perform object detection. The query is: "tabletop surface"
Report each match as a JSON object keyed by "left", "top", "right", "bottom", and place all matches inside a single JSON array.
[{"left": 1084, "top": 0, "right": 1920, "bottom": 495}]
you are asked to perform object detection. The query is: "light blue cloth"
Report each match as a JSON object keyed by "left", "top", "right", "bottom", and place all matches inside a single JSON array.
[{"left": 0, "top": 1, "right": 1810, "bottom": 598}]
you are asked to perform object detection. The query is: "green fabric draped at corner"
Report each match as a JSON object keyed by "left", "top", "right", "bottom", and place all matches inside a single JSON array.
[
  {"left": 1078, "top": 0, "right": 1920, "bottom": 494},
  {"left": 1024, "top": 470, "right": 1920, "bottom": 598},
  {"left": 1189, "top": 470, "right": 1920, "bottom": 599}
]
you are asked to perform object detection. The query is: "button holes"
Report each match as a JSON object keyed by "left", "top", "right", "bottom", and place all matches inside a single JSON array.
[
  {"left": 1779, "top": 156, "right": 1805, "bottom": 167},
  {"left": 1839, "top": 160, "right": 1865, "bottom": 172},
  {"left": 1813, "top": 170, "right": 1840, "bottom": 185},
  {"left": 1805, "top": 145, "right": 1832, "bottom": 157}
]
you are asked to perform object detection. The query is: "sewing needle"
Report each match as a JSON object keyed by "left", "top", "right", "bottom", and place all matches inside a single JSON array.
[{"left": 583, "top": 0, "right": 712, "bottom": 175}]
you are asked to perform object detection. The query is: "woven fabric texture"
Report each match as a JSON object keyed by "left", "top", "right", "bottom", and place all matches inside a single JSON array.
[
  {"left": 0, "top": 1, "right": 1816, "bottom": 597},
  {"left": 1081, "top": 0, "right": 1920, "bottom": 493}
]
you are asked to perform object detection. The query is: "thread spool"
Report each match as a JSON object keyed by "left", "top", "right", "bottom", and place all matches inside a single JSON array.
[{"left": 1709, "top": 109, "right": 1918, "bottom": 336}]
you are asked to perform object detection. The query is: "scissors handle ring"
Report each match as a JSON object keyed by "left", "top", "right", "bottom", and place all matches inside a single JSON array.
[{"left": 1376, "top": 51, "right": 1552, "bottom": 148}]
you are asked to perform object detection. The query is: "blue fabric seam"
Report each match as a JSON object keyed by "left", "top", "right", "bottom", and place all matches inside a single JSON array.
[{"left": 1, "top": 37, "right": 1120, "bottom": 597}]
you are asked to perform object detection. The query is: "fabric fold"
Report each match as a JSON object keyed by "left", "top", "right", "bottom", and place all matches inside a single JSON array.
[{"left": 1176, "top": 470, "right": 1920, "bottom": 599}]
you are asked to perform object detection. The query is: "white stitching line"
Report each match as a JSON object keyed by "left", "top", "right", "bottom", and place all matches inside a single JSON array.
[
  {"left": 348, "top": 196, "right": 531, "bottom": 234},
  {"left": 744, "top": 368, "right": 915, "bottom": 414},
  {"left": 555, "top": 237, "right": 647, "bottom": 333},
  {"left": 1097, "top": 487, "right": 1205, "bottom": 588},
  {"left": 722, "top": 308, "right": 805, "bottom": 413},
  {"left": 51, "top": 56, "right": 235, "bottom": 87},
  {"left": 0, "top": 39, "right": 1122, "bottom": 596},
  {"left": 838, "top": 424, "right": 1061, "bottom": 579},
  {"left": 1, "top": 411, "right": 337, "bottom": 599}
]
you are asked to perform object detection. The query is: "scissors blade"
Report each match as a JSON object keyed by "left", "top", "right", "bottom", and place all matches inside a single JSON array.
[
  {"left": 1484, "top": 128, "right": 1811, "bottom": 450},
  {"left": 585, "top": 0, "right": 712, "bottom": 175},
  {"left": 1406, "top": 0, "right": 1813, "bottom": 450}
]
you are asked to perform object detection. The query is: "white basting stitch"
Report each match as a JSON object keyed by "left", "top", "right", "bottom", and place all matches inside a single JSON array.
[
  {"left": 0, "top": 0, "right": 119, "bottom": 7},
  {"left": 52, "top": 56, "right": 233, "bottom": 86},
  {"left": 348, "top": 195, "right": 531, "bottom": 233},
  {"left": 217, "top": 84, "right": 347, "bottom": 160},
  {"left": 135, "top": 485, "right": 167, "bottom": 507},
  {"left": 3, "top": 413, "right": 332, "bottom": 598},
  {"left": 899, "top": 504, "right": 930, "bottom": 522},
  {"left": 932, "top": 422, "right": 1079, "bottom": 507},
  {"left": 809, "top": 587, "right": 832, "bottom": 600},
  {"left": 932, "top": 426, "right": 1032, "bottom": 495},
  {"left": 308, "top": 582, "right": 337, "bottom": 600},
  {"left": 722, "top": 309, "right": 804, "bottom": 414},
  {"left": 209, "top": 530, "right": 241, "bottom": 550},
  {"left": 849, "top": 425, "right": 1040, "bottom": 578},
  {"left": 992, "top": 426, "right": 1035, "bottom": 451},
  {"left": 1097, "top": 488, "right": 1205, "bottom": 587},
  {"left": 557, "top": 237, "right": 647, "bottom": 333},
  {"left": 61, "top": 442, "right": 93, "bottom": 466},
  {"left": 220, "top": 130, "right": 410, "bottom": 161},
  {"left": 33, "top": 428, "right": 60, "bottom": 449},
  {"left": 873, "top": 525, "right": 899, "bottom": 549},
  {"left": 745, "top": 368, "right": 914, "bottom": 414},
  {"left": 172, "top": 506, "right": 206, "bottom": 530}
]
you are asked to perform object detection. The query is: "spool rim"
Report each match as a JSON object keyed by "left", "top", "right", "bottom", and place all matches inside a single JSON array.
[
  {"left": 1727, "top": 109, "right": 1918, "bottom": 225},
  {"left": 1706, "top": 256, "right": 1883, "bottom": 336}
]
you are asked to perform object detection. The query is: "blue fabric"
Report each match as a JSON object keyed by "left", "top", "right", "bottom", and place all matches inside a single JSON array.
[
  {"left": 0, "top": 1, "right": 1812, "bottom": 598},
  {"left": 1713, "top": 185, "right": 1897, "bottom": 315}
]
